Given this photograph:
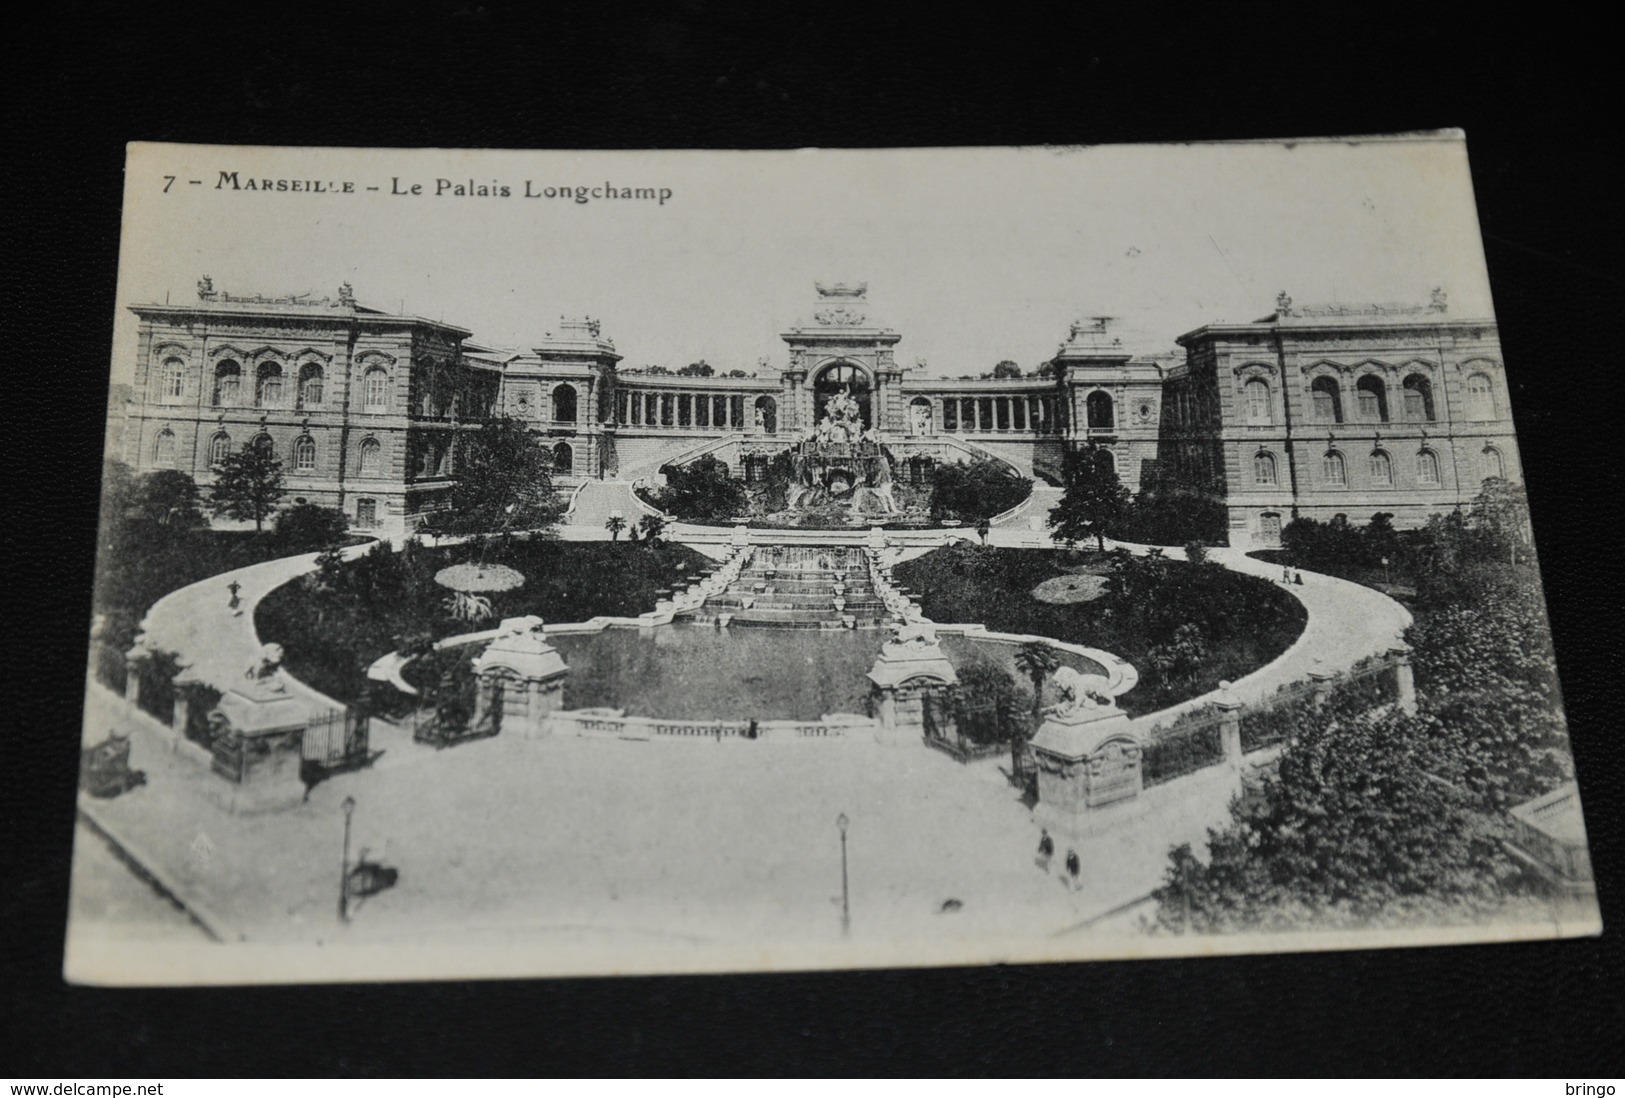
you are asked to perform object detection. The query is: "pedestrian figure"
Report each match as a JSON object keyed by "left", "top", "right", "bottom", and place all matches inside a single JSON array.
[
  {"left": 1065, "top": 848, "right": 1081, "bottom": 889},
  {"left": 977, "top": 519, "right": 990, "bottom": 546},
  {"left": 1282, "top": 565, "right": 1291, "bottom": 584},
  {"left": 227, "top": 580, "right": 242, "bottom": 615},
  {"left": 1293, "top": 570, "right": 1304, "bottom": 586},
  {"left": 1037, "top": 828, "right": 1054, "bottom": 871},
  {"left": 747, "top": 718, "right": 759, "bottom": 741}
]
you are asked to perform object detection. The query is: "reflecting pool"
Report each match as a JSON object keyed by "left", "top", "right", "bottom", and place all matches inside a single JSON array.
[{"left": 546, "top": 621, "right": 1107, "bottom": 721}]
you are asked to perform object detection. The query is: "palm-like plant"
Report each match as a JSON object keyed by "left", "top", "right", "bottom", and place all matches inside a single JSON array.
[
  {"left": 605, "top": 515, "right": 627, "bottom": 541},
  {"left": 1012, "top": 641, "right": 1061, "bottom": 783},
  {"left": 444, "top": 591, "right": 494, "bottom": 624}
]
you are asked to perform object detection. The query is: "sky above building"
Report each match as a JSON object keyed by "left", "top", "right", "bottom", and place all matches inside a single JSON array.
[{"left": 110, "top": 138, "right": 1498, "bottom": 385}]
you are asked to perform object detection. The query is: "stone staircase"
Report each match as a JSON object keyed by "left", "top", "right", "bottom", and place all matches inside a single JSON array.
[{"left": 687, "top": 545, "right": 889, "bottom": 629}]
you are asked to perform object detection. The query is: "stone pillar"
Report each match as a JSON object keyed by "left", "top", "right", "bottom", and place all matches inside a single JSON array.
[
  {"left": 171, "top": 687, "right": 191, "bottom": 739},
  {"left": 123, "top": 649, "right": 145, "bottom": 706},
  {"left": 1308, "top": 658, "right": 1337, "bottom": 707},
  {"left": 1392, "top": 645, "right": 1417, "bottom": 715},
  {"left": 1215, "top": 680, "right": 1243, "bottom": 767}
]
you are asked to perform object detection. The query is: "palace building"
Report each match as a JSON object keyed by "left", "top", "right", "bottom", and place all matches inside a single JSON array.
[{"left": 121, "top": 279, "right": 1517, "bottom": 546}]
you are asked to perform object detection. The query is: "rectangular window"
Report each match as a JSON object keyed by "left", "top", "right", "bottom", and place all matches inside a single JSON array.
[
  {"left": 1312, "top": 391, "right": 1335, "bottom": 423},
  {"left": 943, "top": 400, "right": 958, "bottom": 431},
  {"left": 356, "top": 499, "right": 378, "bottom": 528}
]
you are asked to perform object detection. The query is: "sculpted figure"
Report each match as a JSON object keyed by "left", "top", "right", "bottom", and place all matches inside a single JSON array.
[{"left": 1051, "top": 665, "right": 1114, "bottom": 714}]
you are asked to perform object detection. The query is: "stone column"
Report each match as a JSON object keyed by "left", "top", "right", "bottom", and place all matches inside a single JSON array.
[
  {"left": 123, "top": 651, "right": 145, "bottom": 706},
  {"left": 1391, "top": 645, "right": 1417, "bottom": 715},
  {"left": 1215, "top": 680, "right": 1243, "bottom": 767},
  {"left": 1308, "top": 658, "right": 1337, "bottom": 707}
]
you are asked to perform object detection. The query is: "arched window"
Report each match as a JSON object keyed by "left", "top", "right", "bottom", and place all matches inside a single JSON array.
[
  {"left": 1244, "top": 378, "right": 1271, "bottom": 425},
  {"left": 250, "top": 433, "right": 275, "bottom": 459},
  {"left": 213, "top": 360, "right": 242, "bottom": 406},
  {"left": 152, "top": 428, "right": 176, "bottom": 466},
  {"left": 298, "top": 362, "right": 324, "bottom": 408},
  {"left": 1417, "top": 449, "right": 1441, "bottom": 485},
  {"left": 208, "top": 432, "right": 231, "bottom": 466},
  {"left": 552, "top": 441, "right": 574, "bottom": 475},
  {"left": 1322, "top": 449, "right": 1346, "bottom": 486},
  {"left": 1402, "top": 374, "right": 1435, "bottom": 422},
  {"left": 1369, "top": 449, "right": 1393, "bottom": 487},
  {"left": 1086, "top": 391, "right": 1114, "bottom": 429},
  {"left": 1466, "top": 372, "right": 1496, "bottom": 420},
  {"left": 1095, "top": 448, "right": 1116, "bottom": 474},
  {"left": 551, "top": 384, "right": 577, "bottom": 423},
  {"left": 1253, "top": 451, "right": 1277, "bottom": 486},
  {"left": 255, "top": 361, "right": 284, "bottom": 407},
  {"left": 363, "top": 367, "right": 389, "bottom": 412},
  {"left": 1355, "top": 375, "right": 1389, "bottom": 423},
  {"left": 359, "top": 438, "right": 382, "bottom": 476},
  {"left": 160, "top": 357, "right": 186, "bottom": 403},
  {"left": 753, "top": 395, "right": 778, "bottom": 434},
  {"left": 293, "top": 435, "right": 316, "bottom": 473},
  {"left": 908, "top": 397, "right": 933, "bottom": 435},
  {"left": 1482, "top": 445, "right": 1505, "bottom": 481},
  {"left": 1310, "top": 376, "right": 1344, "bottom": 424}
]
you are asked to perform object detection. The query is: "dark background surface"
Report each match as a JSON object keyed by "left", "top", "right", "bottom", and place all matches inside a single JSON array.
[{"left": 6, "top": 1, "right": 1619, "bottom": 1077}]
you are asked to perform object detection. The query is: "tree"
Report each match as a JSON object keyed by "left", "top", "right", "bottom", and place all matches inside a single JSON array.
[
  {"left": 930, "top": 459, "right": 1032, "bottom": 522},
  {"left": 604, "top": 515, "right": 627, "bottom": 541},
  {"left": 132, "top": 469, "right": 207, "bottom": 530},
  {"left": 1470, "top": 477, "right": 1531, "bottom": 565},
  {"left": 274, "top": 502, "right": 351, "bottom": 551},
  {"left": 652, "top": 455, "right": 747, "bottom": 522},
  {"left": 990, "top": 359, "right": 1022, "bottom": 379},
  {"left": 636, "top": 513, "right": 668, "bottom": 544},
  {"left": 438, "top": 417, "right": 564, "bottom": 536},
  {"left": 1033, "top": 360, "right": 1058, "bottom": 379},
  {"left": 725, "top": 369, "right": 751, "bottom": 378},
  {"left": 1049, "top": 445, "right": 1131, "bottom": 550},
  {"left": 678, "top": 360, "right": 715, "bottom": 377},
  {"left": 209, "top": 446, "right": 286, "bottom": 533},
  {"left": 1012, "top": 642, "right": 1061, "bottom": 780}
]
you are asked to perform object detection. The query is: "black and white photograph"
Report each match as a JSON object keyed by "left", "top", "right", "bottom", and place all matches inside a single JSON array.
[{"left": 65, "top": 139, "right": 1600, "bottom": 987}]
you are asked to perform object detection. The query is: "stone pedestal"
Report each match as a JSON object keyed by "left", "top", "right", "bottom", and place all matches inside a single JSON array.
[
  {"left": 866, "top": 622, "right": 958, "bottom": 745},
  {"left": 205, "top": 679, "right": 312, "bottom": 815},
  {"left": 1030, "top": 701, "right": 1143, "bottom": 836},
  {"left": 471, "top": 616, "right": 570, "bottom": 738}
]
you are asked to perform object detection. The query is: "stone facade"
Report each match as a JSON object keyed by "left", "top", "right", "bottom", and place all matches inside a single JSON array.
[
  {"left": 122, "top": 280, "right": 1518, "bottom": 544},
  {"left": 1165, "top": 291, "right": 1517, "bottom": 548}
]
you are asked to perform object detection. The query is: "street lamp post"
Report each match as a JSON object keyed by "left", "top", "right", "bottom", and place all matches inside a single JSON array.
[
  {"left": 837, "top": 812, "right": 850, "bottom": 938},
  {"left": 339, "top": 796, "right": 356, "bottom": 922}
]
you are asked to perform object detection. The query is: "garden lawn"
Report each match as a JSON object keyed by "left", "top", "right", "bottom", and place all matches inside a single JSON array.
[
  {"left": 256, "top": 537, "right": 713, "bottom": 707},
  {"left": 894, "top": 545, "right": 1306, "bottom": 717}
]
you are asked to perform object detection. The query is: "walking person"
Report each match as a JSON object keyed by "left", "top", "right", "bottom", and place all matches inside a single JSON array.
[
  {"left": 227, "top": 580, "right": 243, "bottom": 615},
  {"left": 1065, "top": 848, "right": 1081, "bottom": 890},
  {"left": 977, "top": 518, "right": 990, "bottom": 546},
  {"left": 1037, "top": 828, "right": 1054, "bottom": 872}
]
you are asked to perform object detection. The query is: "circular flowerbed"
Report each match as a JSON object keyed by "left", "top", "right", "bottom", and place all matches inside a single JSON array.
[
  {"left": 1031, "top": 574, "right": 1107, "bottom": 604},
  {"left": 434, "top": 563, "right": 525, "bottom": 593}
]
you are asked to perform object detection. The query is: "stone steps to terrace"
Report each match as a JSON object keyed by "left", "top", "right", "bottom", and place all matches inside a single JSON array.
[{"left": 687, "top": 548, "right": 889, "bottom": 628}]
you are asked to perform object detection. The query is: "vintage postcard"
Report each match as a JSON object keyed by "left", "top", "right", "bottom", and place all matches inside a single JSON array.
[{"left": 67, "top": 139, "right": 1599, "bottom": 986}]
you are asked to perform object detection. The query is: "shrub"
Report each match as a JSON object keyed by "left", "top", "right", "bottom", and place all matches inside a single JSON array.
[
  {"left": 930, "top": 459, "right": 1031, "bottom": 522},
  {"left": 274, "top": 503, "right": 351, "bottom": 552}
]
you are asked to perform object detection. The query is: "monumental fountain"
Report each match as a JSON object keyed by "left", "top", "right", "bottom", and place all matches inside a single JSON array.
[{"left": 784, "top": 383, "right": 902, "bottom": 519}]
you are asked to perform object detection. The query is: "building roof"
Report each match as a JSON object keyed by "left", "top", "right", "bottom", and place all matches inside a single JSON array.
[{"left": 130, "top": 281, "right": 472, "bottom": 338}]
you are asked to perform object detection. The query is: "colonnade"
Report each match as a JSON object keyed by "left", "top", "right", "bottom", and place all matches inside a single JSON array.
[
  {"left": 615, "top": 389, "right": 780, "bottom": 432},
  {"left": 932, "top": 393, "right": 1060, "bottom": 434}
]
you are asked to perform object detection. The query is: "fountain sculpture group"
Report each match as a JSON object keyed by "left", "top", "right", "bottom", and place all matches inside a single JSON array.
[{"left": 785, "top": 385, "right": 901, "bottom": 517}]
